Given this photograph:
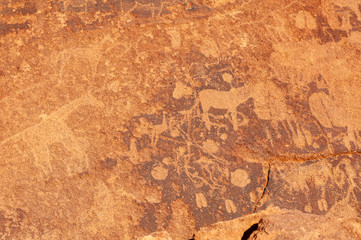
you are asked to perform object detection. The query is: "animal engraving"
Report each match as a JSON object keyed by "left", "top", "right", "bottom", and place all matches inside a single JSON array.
[{"left": 198, "top": 86, "right": 251, "bottom": 130}]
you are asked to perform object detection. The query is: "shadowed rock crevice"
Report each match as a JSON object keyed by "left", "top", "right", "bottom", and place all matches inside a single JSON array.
[{"left": 241, "top": 220, "right": 263, "bottom": 240}]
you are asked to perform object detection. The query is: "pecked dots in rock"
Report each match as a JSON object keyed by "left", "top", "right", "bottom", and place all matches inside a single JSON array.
[
  {"left": 151, "top": 165, "right": 168, "bottom": 180},
  {"left": 196, "top": 193, "right": 208, "bottom": 208},
  {"left": 231, "top": 169, "right": 250, "bottom": 188},
  {"left": 225, "top": 199, "right": 237, "bottom": 214}
]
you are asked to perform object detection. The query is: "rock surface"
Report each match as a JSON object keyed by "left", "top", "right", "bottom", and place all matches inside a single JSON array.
[
  {"left": 194, "top": 207, "right": 361, "bottom": 240},
  {"left": 0, "top": 0, "right": 361, "bottom": 239}
]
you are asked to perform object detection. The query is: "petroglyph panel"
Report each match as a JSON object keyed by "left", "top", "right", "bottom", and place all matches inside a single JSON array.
[{"left": 1, "top": 0, "right": 361, "bottom": 239}]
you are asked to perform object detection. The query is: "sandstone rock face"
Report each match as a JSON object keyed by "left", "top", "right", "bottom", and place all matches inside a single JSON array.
[
  {"left": 194, "top": 207, "right": 361, "bottom": 240},
  {"left": 0, "top": 0, "right": 361, "bottom": 239}
]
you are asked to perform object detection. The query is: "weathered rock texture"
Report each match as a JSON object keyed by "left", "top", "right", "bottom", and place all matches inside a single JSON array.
[
  {"left": 0, "top": 0, "right": 361, "bottom": 239},
  {"left": 192, "top": 207, "right": 361, "bottom": 240}
]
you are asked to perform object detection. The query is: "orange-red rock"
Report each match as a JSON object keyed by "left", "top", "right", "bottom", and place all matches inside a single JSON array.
[{"left": 1, "top": 0, "right": 361, "bottom": 239}]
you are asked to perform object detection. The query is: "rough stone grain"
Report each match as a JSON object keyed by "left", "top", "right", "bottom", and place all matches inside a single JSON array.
[
  {"left": 194, "top": 207, "right": 361, "bottom": 240},
  {"left": 1, "top": 0, "right": 361, "bottom": 239}
]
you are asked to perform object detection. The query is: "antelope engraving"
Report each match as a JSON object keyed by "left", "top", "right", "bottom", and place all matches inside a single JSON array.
[{"left": 198, "top": 86, "right": 251, "bottom": 130}]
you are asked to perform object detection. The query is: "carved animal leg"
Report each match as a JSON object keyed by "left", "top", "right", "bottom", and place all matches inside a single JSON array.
[
  {"left": 152, "top": 130, "right": 158, "bottom": 148},
  {"left": 201, "top": 108, "right": 212, "bottom": 130},
  {"left": 230, "top": 111, "right": 238, "bottom": 131}
]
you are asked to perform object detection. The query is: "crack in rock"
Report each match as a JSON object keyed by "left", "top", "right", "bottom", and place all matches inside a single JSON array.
[{"left": 252, "top": 163, "right": 271, "bottom": 214}]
